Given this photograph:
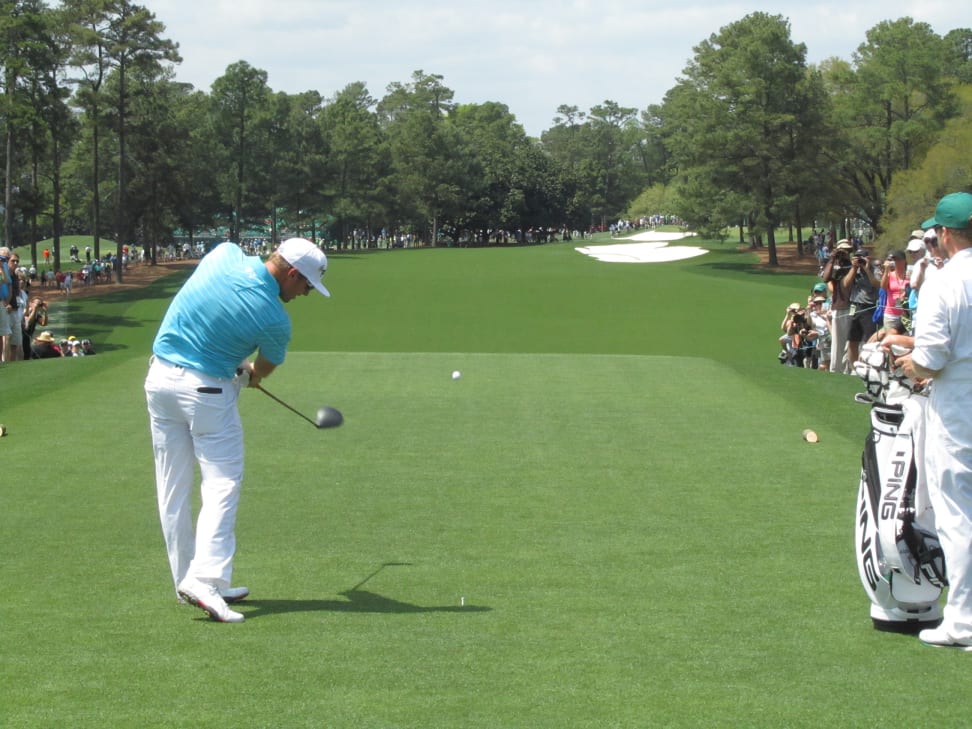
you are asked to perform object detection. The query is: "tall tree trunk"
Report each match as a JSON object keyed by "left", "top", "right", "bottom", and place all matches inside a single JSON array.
[
  {"left": 764, "top": 202, "right": 778, "bottom": 266},
  {"left": 794, "top": 203, "right": 804, "bottom": 256},
  {"left": 30, "top": 155, "right": 38, "bottom": 264},
  {"left": 3, "top": 76, "right": 12, "bottom": 250},
  {"left": 92, "top": 106, "right": 101, "bottom": 261},
  {"left": 234, "top": 103, "right": 246, "bottom": 242},
  {"left": 766, "top": 223, "right": 778, "bottom": 266},
  {"left": 52, "top": 135, "right": 63, "bottom": 269},
  {"left": 115, "top": 62, "right": 127, "bottom": 283}
]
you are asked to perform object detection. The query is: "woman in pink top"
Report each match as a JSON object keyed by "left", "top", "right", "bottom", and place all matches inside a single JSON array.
[{"left": 880, "top": 249, "right": 908, "bottom": 331}]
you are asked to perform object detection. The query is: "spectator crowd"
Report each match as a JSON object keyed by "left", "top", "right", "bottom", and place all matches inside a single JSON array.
[
  {"left": 1, "top": 246, "right": 98, "bottom": 363},
  {"left": 777, "top": 227, "right": 943, "bottom": 373}
]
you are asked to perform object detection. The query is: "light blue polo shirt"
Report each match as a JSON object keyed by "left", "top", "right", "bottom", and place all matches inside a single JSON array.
[{"left": 153, "top": 243, "right": 290, "bottom": 378}]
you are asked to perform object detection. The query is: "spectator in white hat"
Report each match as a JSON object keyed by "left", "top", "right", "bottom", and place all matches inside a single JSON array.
[
  {"left": 906, "top": 235, "right": 926, "bottom": 272},
  {"left": 908, "top": 228, "right": 945, "bottom": 330}
]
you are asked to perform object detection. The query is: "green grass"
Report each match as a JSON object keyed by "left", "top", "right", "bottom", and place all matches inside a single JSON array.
[
  {"left": 2, "top": 236, "right": 969, "bottom": 727},
  {"left": 8, "top": 235, "right": 120, "bottom": 275}
]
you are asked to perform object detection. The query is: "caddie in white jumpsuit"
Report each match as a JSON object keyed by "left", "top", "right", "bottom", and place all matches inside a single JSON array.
[
  {"left": 897, "top": 192, "right": 972, "bottom": 649},
  {"left": 145, "top": 238, "right": 330, "bottom": 622}
]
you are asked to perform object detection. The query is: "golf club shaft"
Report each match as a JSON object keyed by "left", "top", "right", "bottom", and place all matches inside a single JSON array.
[{"left": 255, "top": 384, "right": 318, "bottom": 427}]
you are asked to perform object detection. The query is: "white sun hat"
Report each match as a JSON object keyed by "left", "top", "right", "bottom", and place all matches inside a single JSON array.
[{"left": 277, "top": 238, "right": 330, "bottom": 297}]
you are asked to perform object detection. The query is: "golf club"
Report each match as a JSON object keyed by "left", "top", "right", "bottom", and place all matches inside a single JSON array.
[{"left": 254, "top": 384, "right": 343, "bottom": 429}]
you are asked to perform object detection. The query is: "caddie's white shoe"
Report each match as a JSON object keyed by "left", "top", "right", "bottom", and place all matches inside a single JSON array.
[
  {"left": 177, "top": 577, "right": 244, "bottom": 623},
  {"left": 221, "top": 586, "right": 250, "bottom": 604},
  {"left": 919, "top": 627, "right": 972, "bottom": 649}
]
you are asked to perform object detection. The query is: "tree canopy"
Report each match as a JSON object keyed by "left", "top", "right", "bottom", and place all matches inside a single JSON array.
[{"left": 0, "top": 3, "right": 968, "bottom": 264}]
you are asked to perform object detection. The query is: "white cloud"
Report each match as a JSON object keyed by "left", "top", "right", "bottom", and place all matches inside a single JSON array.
[{"left": 148, "top": 0, "right": 959, "bottom": 136}]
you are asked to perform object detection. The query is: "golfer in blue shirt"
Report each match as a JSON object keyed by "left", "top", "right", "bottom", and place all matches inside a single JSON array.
[{"left": 145, "top": 238, "right": 329, "bottom": 622}]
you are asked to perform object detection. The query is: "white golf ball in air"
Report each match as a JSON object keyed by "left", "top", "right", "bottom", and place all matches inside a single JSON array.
[{"left": 452, "top": 370, "right": 461, "bottom": 380}]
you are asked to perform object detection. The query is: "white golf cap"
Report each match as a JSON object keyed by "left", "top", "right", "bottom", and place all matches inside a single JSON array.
[
  {"left": 906, "top": 238, "right": 925, "bottom": 252},
  {"left": 277, "top": 238, "right": 330, "bottom": 297}
]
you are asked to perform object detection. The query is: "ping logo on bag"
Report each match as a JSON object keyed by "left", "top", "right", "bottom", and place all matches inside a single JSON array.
[{"left": 880, "top": 450, "right": 909, "bottom": 519}]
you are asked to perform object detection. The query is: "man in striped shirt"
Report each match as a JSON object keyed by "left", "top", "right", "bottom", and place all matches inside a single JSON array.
[{"left": 145, "top": 238, "right": 329, "bottom": 622}]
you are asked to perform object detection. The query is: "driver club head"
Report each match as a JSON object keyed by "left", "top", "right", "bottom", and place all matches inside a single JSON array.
[
  {"left": 315, "top": 406, "right": 344, "bottom": 429},
  {"left": 255, "top": 384, "right": 342, "bottom": 431}
]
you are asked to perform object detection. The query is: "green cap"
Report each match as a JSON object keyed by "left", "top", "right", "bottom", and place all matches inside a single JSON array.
[
  {"left": 812, "top": 282, "right": 827, "bottom": 293},
  {"left": 922, "top": 192, "right": 972, "bottom": 230}
]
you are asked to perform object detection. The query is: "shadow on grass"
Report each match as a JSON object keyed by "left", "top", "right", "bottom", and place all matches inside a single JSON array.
[
  {"left": 696, "top": 257, "right": 820, "bottom": 280},
  {"left": 238, "top": 590, "right": 491, "bottom": 619},
  {"left": 223, "top": 562, "right": 490, "bottom": 619},
  {"left": 54, "top": 271, "right": 191, "bottom": 353}
]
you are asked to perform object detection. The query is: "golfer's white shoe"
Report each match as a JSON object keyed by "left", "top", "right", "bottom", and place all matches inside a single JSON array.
[
  {"left": 176, "top": 585, "right": 249, "bottom": 604},
  {"left": 177, "top": 577, "right": 244, "bottom": 623},
  {"left": 221, "top": 586, "right": 250, "bottom": 604},
  {"left": 918, "top": 627, "right": 972, "bottom": 650}
]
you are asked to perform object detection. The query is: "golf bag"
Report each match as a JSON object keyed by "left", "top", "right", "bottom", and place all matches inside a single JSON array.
[{"left": 853, "top": 343, "right": 946, "bottom": 632}]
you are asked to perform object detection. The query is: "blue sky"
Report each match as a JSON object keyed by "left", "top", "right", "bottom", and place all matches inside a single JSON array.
[{"left": 149, "top": 0, "right": 959, "bottom": 136}]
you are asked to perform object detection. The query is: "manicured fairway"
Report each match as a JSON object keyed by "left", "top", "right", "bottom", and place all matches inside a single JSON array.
[{"left": 2, "top": 238, "right": 971, "bottom": 727}]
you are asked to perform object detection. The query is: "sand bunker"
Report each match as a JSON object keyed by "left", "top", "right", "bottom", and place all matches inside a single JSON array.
[{"left": 575, "top": 231, "right": 707, "bottom": 263}]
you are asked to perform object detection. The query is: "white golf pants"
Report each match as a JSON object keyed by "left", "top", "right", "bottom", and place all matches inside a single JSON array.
[
  {"left": 926, "top": 400, "right": 972, "bottom": 642},
  {"left": 145, "top": 356, "right": 244, "bottom": 592}
]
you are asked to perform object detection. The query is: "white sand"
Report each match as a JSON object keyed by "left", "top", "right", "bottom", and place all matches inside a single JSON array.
[{"left": 574, "top": 231, "right": 707, "bottom": 263}]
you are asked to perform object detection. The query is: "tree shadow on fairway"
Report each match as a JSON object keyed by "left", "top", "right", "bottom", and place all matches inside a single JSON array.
[
  {"left": 693, "top": 244, "right": 821, "bottom": 281},
  {"left": 698, "top": 259, "right": 817, "bottom": 279},
  {"left": 56, "top": 272, "right": 192, "bottom": 353}
]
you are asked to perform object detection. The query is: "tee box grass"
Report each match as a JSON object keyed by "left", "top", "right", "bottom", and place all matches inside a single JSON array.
[{"left": 3, "top": 237, "right": 971, "bottom": 727}]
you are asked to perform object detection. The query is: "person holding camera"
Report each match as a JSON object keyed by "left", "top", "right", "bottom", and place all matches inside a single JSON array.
[
  {"left": 791, "top": 308, "right": 819, "bottom": 368},
  {"left": 880, "top": 250, "right": 909, "bottom": 332},
  {"left": 22, "top": 296, "right": 49, "bottom": 356},
  {"left": 842, "top": 246, "right": 880, "bottom": 370},
  {"left": 778, "top": 303, "right": 800, "bottom": 364},
  {"left": 807, "top": 297, "right": 831, "bottom": 369},
  {"left": 821, "top": 240, "right": 854, "bottom": 373}
]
